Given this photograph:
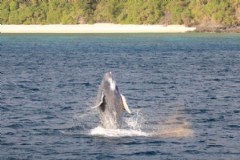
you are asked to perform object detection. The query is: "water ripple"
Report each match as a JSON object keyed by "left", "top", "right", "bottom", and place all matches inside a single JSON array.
[{"left": 1, "top": 33, "right": 240, "bottom": 159}]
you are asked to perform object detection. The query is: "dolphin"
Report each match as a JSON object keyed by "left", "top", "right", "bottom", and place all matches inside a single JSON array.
[{"left": 93, "top": 72, "right": 132, "bottom": 129}]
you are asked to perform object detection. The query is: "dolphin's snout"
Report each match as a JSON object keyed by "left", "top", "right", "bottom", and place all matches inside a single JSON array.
[
  {"left": 108, "top": 72, "right": 112, "bottom": 78},
  {"left": 104, "top": 72, "right": 113, "bottom": 79}
]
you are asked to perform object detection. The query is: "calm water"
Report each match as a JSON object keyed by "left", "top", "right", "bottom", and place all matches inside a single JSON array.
[{"left": 0, "top": 33, "right": 240, "bottom": 159}]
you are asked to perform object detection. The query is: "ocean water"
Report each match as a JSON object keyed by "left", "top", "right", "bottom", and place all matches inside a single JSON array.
[{"left": 0, "top": 33, "right": 240, "bottom": 159}]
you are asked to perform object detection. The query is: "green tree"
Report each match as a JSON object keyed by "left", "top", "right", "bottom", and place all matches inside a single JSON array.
[
  {"left": 9, "top": 1, "right": 19, "bottom": 11},
  {"left": 0, "top": 1, "right": 10, "bottom": 24},
  {"left": 94, "top": 0, "right": 122, "bottom": 23},
  {"left": 0, "top": 0, "right": 239, "bottom": 27}
]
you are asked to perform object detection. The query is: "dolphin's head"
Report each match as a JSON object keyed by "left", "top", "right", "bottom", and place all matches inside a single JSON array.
[{"left": 102, "top": 72, "right": 116, "bottom": 91}]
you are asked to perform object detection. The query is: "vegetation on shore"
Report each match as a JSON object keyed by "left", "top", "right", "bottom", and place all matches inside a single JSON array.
[{"left": 1, "top": 0, "right": 239, "bottom": 29}]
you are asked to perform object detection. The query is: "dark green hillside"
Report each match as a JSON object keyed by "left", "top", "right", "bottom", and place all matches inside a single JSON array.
[{"left": 1, "top": 0, "right": 239, "bottom": 30}]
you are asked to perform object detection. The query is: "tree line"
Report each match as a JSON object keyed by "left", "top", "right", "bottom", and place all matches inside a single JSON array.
[{"left": 0, "top": 0, "right": 239, "bottom": 26}]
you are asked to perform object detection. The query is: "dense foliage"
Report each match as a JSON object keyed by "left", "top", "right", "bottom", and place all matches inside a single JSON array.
[{"left": 0, "top": 0, "right": 239, "bottom": 26}]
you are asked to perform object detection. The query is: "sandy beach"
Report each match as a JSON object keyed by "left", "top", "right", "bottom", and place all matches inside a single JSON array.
[{"left": 0, "top": 23, "right": 196, "bottom": 33}]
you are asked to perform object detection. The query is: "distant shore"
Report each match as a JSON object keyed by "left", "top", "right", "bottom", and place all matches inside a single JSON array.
[
  {"left": 195, "top": 25, "right": 240, "bottom": 33},
  {"left": 0, "top": 23, "right": 196, "bottom": 33}
]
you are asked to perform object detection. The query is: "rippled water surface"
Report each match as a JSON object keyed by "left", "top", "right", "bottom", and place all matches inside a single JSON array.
[{"left": 1, "top": 33, "right": 240, "bottom": 159}]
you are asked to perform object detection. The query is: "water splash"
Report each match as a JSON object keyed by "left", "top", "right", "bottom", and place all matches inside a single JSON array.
[
  {"left": 90, "top": 109, "right": 148, "bottom": 137},
  {"left": 124, "top": 109, "right": 145, "bottom": 130},
  {"left": 65, "top": 105, "right": 194, "bottom": 138},
  {"left": 89, "top": 110, "right": 194, "bottom": 138},
  {"left": 151, "top": 113, "right": 194, "bottom": 138},
  {"left": 90, "top": 126, "right": 148, "bottom": 137}
]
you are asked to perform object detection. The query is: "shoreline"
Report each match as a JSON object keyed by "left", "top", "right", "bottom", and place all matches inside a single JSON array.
[
  {"left": 0, "top": 24, "right": 196, "bottom": 33},
  {"left": 195, "top": 25, "right": 240, "bottom": 33}
]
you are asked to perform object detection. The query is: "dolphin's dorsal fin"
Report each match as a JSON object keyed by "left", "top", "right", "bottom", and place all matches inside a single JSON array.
[
  {"left": 92, "top": 94, "right": 105, "bottom": 109},
  {"left": 121, "top": 94, "right": 132, "bottom": 114}
]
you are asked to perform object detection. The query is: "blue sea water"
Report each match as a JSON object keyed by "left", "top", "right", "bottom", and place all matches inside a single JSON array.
[{"left": 0, "top": 33, "right": 240, "bottom": 159}]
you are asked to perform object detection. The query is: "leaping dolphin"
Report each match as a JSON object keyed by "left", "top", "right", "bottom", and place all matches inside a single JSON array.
[{"left": 93, "top": 72, "right": 132, "bottom": 129}]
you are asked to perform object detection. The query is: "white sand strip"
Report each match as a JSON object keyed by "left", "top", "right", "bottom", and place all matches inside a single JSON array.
[{"left": 0, "top": 23, "right": 196, "bottom": 33}]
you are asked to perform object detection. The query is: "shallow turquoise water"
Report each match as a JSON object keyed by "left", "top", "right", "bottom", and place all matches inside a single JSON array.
[{"left": 0, "top": 33, "right": 240, "bottom": 159}]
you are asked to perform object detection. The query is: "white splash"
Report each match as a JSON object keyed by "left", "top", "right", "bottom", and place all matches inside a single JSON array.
[
  {"left": 90, "top": 109, "right": 148, "bottom": 137},
  {"left": 90, "top": 126, "right": 148, "bottom": 137},
  {"left": 124, "top": 109, "right": 145, "bottom": 130},
  {"left": 89, "top": 109, "right": 194, "bottom": 138},
  {"left": 73, "top": 103, "right": 194, "bottom": 138}
]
